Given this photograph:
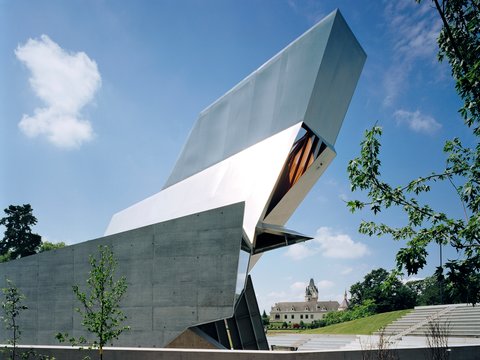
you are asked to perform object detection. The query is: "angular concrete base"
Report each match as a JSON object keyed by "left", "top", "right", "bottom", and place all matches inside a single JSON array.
[
  {"left": 0, "top": 203, "right": 245, "bottom": 348},
  {"left": 166, "top": 328, "right": 222, "bottom": 349}
]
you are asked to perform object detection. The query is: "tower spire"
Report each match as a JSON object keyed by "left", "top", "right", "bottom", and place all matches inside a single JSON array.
[{"left": 305, "top": 278, "right": 319, "bottom": 302}]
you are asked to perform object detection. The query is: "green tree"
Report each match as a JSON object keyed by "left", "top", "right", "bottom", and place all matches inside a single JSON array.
[
  {"left": 56, "top": 245, "right": 129, "bottom": 360},
  {"left": 321, "top": 300, "right": 377, "bottom": 327},
  {"left": 0, "top": 205, "right": 41, "bottom": 261},
  {"left": 38, "top": 241, "right": 66, "bottom": 253},
  {"left": 261, "top": 310, "right": 270, "bottom": 326},
  {"left": 1, "top": 280, "right": 28, "bottom": 360},
  {"left": 347, "top": 0, "right": 479, "bottom": 304},
  {"left": 406, "top": 276, "right": 449, "bottom": 306},
  {"left": 349, "top": 268, "right": 416, "bottom": 313}
]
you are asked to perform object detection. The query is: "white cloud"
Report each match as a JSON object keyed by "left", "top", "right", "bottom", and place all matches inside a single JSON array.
[
  {"left": 290, "top": 279, "right": 333, "bottom": 291},
  {"left": 284, "top": 227, "right": 369, "bottom": 261},
  {"left": 287, "top": 0, "right": 298, "bottom": 11},
  {"left": 284, "top": 243, "right": 311, "bottom": 261},
  {"left": 383, "top": 66, "right": 409, "bottom": 107},
  {"left": 287, "top": 0, "right": 325, "bottom": 25},
  {"left": 314, "top": 227, "right": 370, "bottom": 259},
  {"left": 382, "top": 2, "right": 441, "bottom": 106},
  {"left": 394, "top": 109, "right": 441, "bottom": 134},
  {"left": 15, "top": 35, "right": 101, "bottom": 149},
  {"left": 265, "top": 282, "right": 305, "bottom": 307},
  {"left": 392, "top": 17, "right": 439, "bottom": 61},
  {"left": 385, "top": 1, "right": 440, "bottom": 60},
  {"left": 317, "top": 280, "right": 334, "bottom": 289},
  {"left": 340, "top": 267, "right": 353, "bottom": 275},
  {"left": 290, "top": 281, "right": 307, "bottom": 291}
]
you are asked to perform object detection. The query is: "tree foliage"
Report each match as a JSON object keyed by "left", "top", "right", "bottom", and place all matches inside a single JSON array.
[
  {"left": 0, "top": 205, "right": 41, "bottom": 261},
  {"left": 405, "top": 276, "right": 444, "bottom": 306},
  {"left": 38, "top": 241, "right": 66, "bottom": 253},
  {"left": 56, "top": 245, "right": 129, "bottom": 360},
  {"left": 1, "top": 280, "right": 28, "bottom": 360},
  {"left": 261, "top": 310, "right": 270, "bottom": 326},
  {"left": 349, "top": 269, "right": 416, "bottom": 313},
  {"left": 320, "top": 300, "right": 377, "bottom": 327},
  {"left": 347, "top": 0, "right": 480, "bottom": 305}
]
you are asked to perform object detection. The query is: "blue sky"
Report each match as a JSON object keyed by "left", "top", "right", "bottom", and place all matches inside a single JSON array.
[{"left": 0, "top": 0, "right": 470, "bottom": 313}]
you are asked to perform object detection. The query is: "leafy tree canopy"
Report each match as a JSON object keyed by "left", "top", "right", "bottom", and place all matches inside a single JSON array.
[
  {"left": 39, "top": 241, "right": 66, "bottom": 253},
  {"left": 349, "top": 268, "right": 416, "bottom": 313},
  {"left": 0, "top": 204, "right": 41, "bottom": 261},
  {"left": 406, "top": 276, "right": 446, "bottom": 306},
  {"left": 347, "top": 0, "right": 480, "bottom": 305}
]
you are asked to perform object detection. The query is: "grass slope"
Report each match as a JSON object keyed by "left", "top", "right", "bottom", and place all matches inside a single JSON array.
[{"left": 304, "top": 309, "right": 412, "bottom": 335}]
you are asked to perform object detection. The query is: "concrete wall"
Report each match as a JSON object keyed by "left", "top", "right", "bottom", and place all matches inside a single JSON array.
[
  {"left": 0, "top": 203, "right": 245, "bottom": 348},
  {"left": 4, "top": 345, "right": 480, "bottom": 360}
]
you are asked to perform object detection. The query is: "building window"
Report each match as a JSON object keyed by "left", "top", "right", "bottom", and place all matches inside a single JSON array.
[
  {"left": 275, "top": 314, "right": 280, "bottom": 320},
  {"left": 291, "top": 315, "right": 294, "bottom": 319},
  {"left": 310, "top": 315, "right": 314, "bottom": 319},
  {"left": 284, "top": 315, "right": 287, "bottom": 319},
  {"left": 300, "top": 315, "right": 303, "bottom": 319}
]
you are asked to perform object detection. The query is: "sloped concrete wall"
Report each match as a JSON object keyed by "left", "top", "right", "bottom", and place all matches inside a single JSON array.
[{"left": 0, "top": 202, "right": 244, "bottom": 347}]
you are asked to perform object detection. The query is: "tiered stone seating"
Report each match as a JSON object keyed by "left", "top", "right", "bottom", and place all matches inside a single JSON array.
[
  {"left": 379, "top": 304, "right": 480, "bottom": 338},
  {"left": 300, "top": 335, "right": 358, "bottom": 350},
  {"left": 267, "top": 334, "right": 358, "bottom": 350},
  {"left": 380, "top": 305, "right": 448, "bottom": 336},
  {"left": 268, "top": 305, "right": 480, "bottom": 351}
]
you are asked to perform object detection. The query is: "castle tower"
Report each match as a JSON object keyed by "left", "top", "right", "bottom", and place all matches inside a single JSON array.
[
  {"left": 339, "top": 289, "right": 349, "bottom": 311},
  {"left": 305, "top": 278, "right": 319, "bottom": 302}
]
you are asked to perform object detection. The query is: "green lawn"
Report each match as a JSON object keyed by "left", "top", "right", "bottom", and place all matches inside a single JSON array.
[
  {"left": 304, "top": 309, "right": 412, "bottom": 335},
  {"left": 268, "top": 309, "right": 412, "bottom": 336}
]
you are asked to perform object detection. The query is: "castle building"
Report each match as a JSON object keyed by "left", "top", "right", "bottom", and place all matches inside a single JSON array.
[
  {"left": 338, "top": 289, "right": 350, "bottom": 311},
  {"left": 269, "top": 279, "right": 340, "bottom": 324}
]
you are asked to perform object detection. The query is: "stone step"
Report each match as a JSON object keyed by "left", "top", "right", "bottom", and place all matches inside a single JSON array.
[
  {"left": 443, "top": 316, "right": 480, "bottom": 320},
  {"left": 402, "top": 329, "right": 480, "bottom": 334},
  {"left": 386, "top": 323, "right": 480, "bottom": 330},
  {"left": 377, "top": 304, "right": 480, "bottom": 338},
  {"left": 409, "top": 330, "right": 480, "bottom": 336},
  {"left": 268, "top": 335, "right": 359, "bottom": 351},
  {"left": 417, "top": 324, "right": 480, "bottom": 329}
]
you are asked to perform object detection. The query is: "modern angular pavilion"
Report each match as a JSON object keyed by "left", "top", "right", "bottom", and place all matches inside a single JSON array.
[{"left": 0, "top": 10, "right": 365, "bottom": 350}]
